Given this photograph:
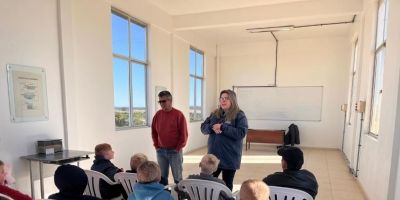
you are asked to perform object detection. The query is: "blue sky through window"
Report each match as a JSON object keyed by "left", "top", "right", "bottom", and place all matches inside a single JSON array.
[
  {"left": 113, "top": 58, "right": 129, "bottom": 107},
  {"left": 112, "top": 14, "right": 128, "bottom": 56},
  {"left": 132, "top": 63, "right": 146, "bottom": 107}
]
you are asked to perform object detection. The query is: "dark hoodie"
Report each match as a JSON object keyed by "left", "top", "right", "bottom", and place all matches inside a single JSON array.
[
  {"left": 48, "top": 165, "right": 101, "bottom": 200},
  {"left": 91, "top": 155, "right": 126, "bottom": 199}
]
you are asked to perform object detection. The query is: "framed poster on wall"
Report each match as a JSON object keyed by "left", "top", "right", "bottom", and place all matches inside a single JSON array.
[{"left": 6, "top": 64, "right": 49, "bottom": 122}]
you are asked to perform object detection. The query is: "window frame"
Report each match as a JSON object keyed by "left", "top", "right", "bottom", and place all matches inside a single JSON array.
[
  {"left": 189, "top": 47, "right": 205, "bottom": 122},
  {"left": 112, "top": 8, "right": 149, "bottom": 130},
  {"left": 369, "top": 0, "right": 388, "bottom": 136},
  {"left": 347, "top": 38, "right": 359, "bottom": 125}
]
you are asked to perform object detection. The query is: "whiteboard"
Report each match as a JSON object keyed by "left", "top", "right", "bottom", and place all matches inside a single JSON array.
[{"left": 236, "top": 86, "right": 323, "bottom": 121}]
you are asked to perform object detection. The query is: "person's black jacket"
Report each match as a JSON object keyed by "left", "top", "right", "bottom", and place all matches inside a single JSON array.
[
  {"left": 91, "top": 155, "right": 126, "bottom": 199},
  {"left": 48, "top": 193, "right": 102, "bottom": 200},
  {"left": 263, "top": 169, "right": 318, "bottom": 198}
]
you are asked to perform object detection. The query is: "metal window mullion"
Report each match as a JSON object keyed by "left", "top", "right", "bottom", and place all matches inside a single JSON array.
[
  {"left": 200, "top": 77, "right": 203, "bottom": 120},
  {"left": 194, "top": 51, "right": 198, "bottom": 119},
  {"left": 131, "top": 58, "right": 147, "bottom": 65},
  {"left": 376, "top": 42, "right": 386, "bottom": 52},
  {"left": 128, "top": 17, "right": 133, "bottom": 127},
  {"left": 382, "top": 0, "right": 388, "bottom": 41},
  {"left": 114, "top": 54, "right": 130, "bottom": 60}
]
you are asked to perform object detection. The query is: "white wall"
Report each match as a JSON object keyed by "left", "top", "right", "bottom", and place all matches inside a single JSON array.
[
  {"left": 0, "top": 0, "right": 217, "bottom": 195},
  {"left": 60, "top": 0, "right": 217, "bottom": 168},
  {"left": 344, "top": 0, "right": 400, "bottom": 199},
  {"left": 219, "top": 37, "right": 350, "bottom": 148},
  {"left": 0, "top": 0, "right": 64, "bottom": 196}
]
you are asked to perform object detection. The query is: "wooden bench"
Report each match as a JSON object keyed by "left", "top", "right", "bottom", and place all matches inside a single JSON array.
[{"left": 246, "top": 129, "right": 285, "bottom": 150}]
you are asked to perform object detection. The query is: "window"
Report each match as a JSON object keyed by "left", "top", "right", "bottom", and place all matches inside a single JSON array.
[
  {"left": 348, "top": 39, "right": 359, "bottom": 125},
  {"left": 370, "top": 0, "right": 388, "bottom": 135},
  {"left": 189, "top": 48, "right": 204, "bottom": 121},
  {"left": 112, "top": 9, "right": 148, "bottom": 129}
]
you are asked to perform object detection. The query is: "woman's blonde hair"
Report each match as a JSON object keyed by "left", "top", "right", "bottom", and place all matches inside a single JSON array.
[{"left": 213, "top": 89, "right": 241, "bottom": 121}]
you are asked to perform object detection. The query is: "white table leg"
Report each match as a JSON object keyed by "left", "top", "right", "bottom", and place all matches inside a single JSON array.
[
  {"left": 29, "top": 161, "right": 35, "bottom": 199},
  {"left": 39, "top": 162, "right": 44, "bottom": 198}
]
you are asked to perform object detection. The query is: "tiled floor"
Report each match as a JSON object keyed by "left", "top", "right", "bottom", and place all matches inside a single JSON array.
[{"left": 179, "top": 144, "right": 366, "bottom": 200}]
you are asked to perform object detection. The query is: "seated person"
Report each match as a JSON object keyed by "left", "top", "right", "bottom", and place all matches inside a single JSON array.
[
  {"left": 126, "top": 153, "right": 148, "bottom": 173},
  {"left": 128, "top": 161, "right": 173, "bottom": 200},
  {"left": 91, "top": 143, "right": 126, "bottom": 199},
  {"left": 263, "top": 146, "right": 318, "bottom": 198},
  {"left": 178, "top": 154, "right": 231, "bottom": 200},
  {"left": 239, "top": 179, "right": 269, "bottom": 200},
  {"left": 0, "top": 160, "right": 32, "bottom": 200},
  {"left": 48, "top": 165, "right": 101, "bottom": 200}
]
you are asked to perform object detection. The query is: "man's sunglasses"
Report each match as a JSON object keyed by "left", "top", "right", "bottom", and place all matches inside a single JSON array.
[{"left": 158, "top": 100, "right": 168, "bottom": 104}]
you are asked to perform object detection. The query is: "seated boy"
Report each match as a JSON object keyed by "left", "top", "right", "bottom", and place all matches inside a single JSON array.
[
  {"left": 91, "top": 143, "right": 126, "bottom": 199},
  {"left": 0, "top": 160, "right": 32, "bottom": 200},
  {"left": 126, "top": 153, "right": 148, "bottom": 173},
  {"left": 239, "top": 179, "right": 270, "bottom": 200},
  {"left": 48, "top": 165, "right": 101, "bottom": 200},
  {"left": 178, "top": 154, "right": 232, "bottom": 200},
  {"left": 128, "top": 161, "right": 173, "bottom": 200}
]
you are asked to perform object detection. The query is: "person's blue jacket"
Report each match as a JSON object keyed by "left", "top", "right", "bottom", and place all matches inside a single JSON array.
[
  {"left": 201, "top": 110, "right": 248, "bottom": 170},
  {"left": 128, "top": 182, "right": 173, "bottom": 200}
]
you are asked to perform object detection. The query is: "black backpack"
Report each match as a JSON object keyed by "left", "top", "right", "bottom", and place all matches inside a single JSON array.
[{"left": 284, "top": 123, "right": 300, "bottom": 146}]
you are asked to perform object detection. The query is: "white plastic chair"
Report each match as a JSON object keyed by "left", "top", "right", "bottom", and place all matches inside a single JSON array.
[
  {"left": 177, "top": 179, "right": 235, "bottom": 200},
  {"left": 114, "top": 172, "right": 138, "bottom": 194},
  {"left": 269, "top": 186, "right": 314, "bottom": 200},
  {"left": 0, "top": 193, "right": 13, "bottom": 200},
  {"left": 83, "top": 169, "right": 123, "bottom": 200}
]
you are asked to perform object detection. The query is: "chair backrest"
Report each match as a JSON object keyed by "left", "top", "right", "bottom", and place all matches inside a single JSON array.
[
  {"left": 84, "top": 169, "right": 119, "bottom": 199},
  {"left": 114, "top": 172, "right": 138, "bottom": 194},
  {"left": 0, "top": 193, "right": 13, "bottom": 200},
  {"left": 177, "top": 179, "right": 234, "bottom": 200},
  {"left": 269, "top": 186, "right": 314, "bottom": 200}
]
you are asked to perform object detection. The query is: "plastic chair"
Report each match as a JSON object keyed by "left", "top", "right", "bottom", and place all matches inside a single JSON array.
[
  {"left": 114, "top": 172, "right": 138, "bottom": 194},
  {"left": 269, "top": 186, "right": 314, "bottom": 200},
  {"left": 177, "top": 179, "right": 235, "bottom": 200},
  {"left": 83, "top": 169, "right": 123, "bottom": 200},
  {"left": 0, "top": 193, "right": 13, "bottom": 200}
]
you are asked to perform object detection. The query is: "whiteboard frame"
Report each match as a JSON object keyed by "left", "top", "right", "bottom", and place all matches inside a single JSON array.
[{"left": 234, "top": 85, "right": 323, "bottom": 121}]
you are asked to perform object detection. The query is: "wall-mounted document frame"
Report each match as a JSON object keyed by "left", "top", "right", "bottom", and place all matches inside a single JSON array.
[
  {"left": 7, "top": 64, "right": 49, "bottom": 122},
  {"left": 235, "top": 86, "right": 323, "bottom": 121}
]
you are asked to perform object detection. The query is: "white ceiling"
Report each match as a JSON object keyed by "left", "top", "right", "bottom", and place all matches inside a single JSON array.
[
  {"left": 179, "top": 15, "right": 355, "bottom": 44},
  {"left": 147, "top": 0, "right": 362, "bottom": 44},
  {"left": 148, "top": 0, "right": 312, "bottom": 15}
]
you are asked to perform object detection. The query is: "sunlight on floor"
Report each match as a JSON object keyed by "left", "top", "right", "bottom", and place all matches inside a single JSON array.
[{"left": 183, "top": 155, "right": 281, "bottom": 164}]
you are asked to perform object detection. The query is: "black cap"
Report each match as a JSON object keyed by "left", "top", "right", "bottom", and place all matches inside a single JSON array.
[{"left": 277, "top": 146, "right": 304, "bottom": 170}]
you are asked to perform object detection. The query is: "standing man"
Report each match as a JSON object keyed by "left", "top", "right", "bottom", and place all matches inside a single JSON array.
[{"left": 152, "top": 90, "right": 188, "bottom": 185}]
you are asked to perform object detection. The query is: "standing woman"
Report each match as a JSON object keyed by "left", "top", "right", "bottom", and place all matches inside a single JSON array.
[{"left": 200, "top": 89, "right": 248, "bottom": 190}]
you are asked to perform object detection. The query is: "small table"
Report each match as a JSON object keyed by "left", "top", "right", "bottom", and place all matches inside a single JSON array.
[
  {"left": 21, "top": 150, "right": 93, "bottom": 199},
  {"left": 246, "top": 129, "right": 285, "bottom": 150}
]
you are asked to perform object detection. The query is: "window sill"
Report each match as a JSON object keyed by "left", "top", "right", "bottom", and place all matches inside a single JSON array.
[{"left": 116, "top": 125, "right": 150, "bottom": 131}]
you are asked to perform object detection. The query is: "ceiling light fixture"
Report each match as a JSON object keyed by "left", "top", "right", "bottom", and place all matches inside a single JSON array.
[{"left": 246, "top": 25, "right": 295, "bottom": 33}]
